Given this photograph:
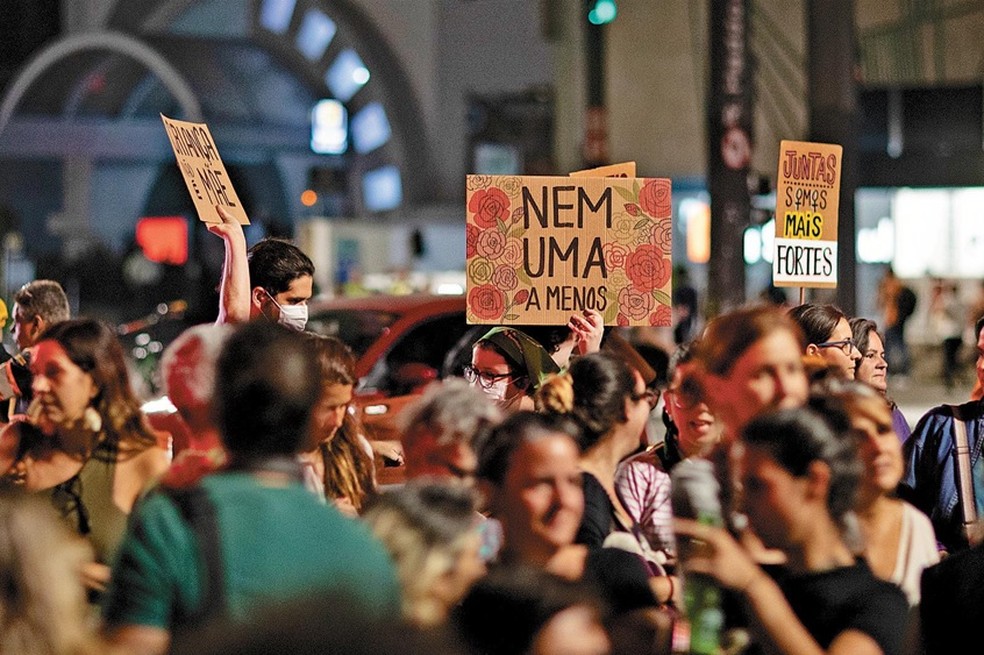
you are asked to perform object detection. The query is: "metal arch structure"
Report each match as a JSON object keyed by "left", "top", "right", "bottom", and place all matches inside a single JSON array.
[{"left": 0, "top": 30, "right": 202, "bottom": 141}]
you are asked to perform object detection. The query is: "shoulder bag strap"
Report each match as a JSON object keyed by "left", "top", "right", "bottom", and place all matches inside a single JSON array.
[
  {"left": 950, "top": 404, "right": 978, "bottom": 541},
  {"left": 163, "top": 484, "right": 226, "bottom": 626}
]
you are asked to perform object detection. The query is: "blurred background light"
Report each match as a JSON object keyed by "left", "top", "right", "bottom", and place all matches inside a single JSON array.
[
  {"left": 362, "top": 165, "right": 402, "bottom": 212},
  {"left": 326, "top": 49, "right": 370, "bottom": 101},
  {"left": 295, "top": 9, "right": 336, "bottom": 61},
  {"left": 351, "top": 102, "right": 391, "bottom": 154}
]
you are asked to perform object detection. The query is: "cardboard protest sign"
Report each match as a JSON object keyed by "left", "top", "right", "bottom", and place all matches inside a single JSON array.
[
  {"left": 570, "top": 161, "right": 637, "bottom": 178},
  {"left": 160, "top": 114, "right": 248, "bottom": 225},
  {"left": 773, "top": 140, "right": 842, "bottom": 288},
  {"left": 466, "top": 175, "right": 672, "bottom": 326}
]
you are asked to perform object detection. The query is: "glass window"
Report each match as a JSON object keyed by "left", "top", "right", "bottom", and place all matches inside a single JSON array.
[
  {"left": 310, "top": 99, "right": 347, "bottom": 154},
  {"left": 362, "top": 165, "right": 402, "bottom": 212},
  {"left": 260, "top": 0, "right": 296, "bottom": 34},
  {"left": 351, "top": 102, "right": 391, "bottom": 154},
  {"left": 295, "top": 9, "right": 336, "bottom": 61},
  {"left": 325, "top": 49, "right": 370, "bottom": 102}
]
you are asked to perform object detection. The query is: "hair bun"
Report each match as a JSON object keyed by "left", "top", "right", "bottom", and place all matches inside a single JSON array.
[{"left": 535, "top": 371, "right": 574, "bottom": 414}]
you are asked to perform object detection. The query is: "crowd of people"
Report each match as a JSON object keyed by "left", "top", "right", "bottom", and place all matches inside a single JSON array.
[{"left": 0, "top": 213, "right": 979, "bottom": 655}]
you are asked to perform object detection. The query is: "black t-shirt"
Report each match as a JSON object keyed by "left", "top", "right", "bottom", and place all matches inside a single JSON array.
[{"left": 769, "top": 560, "right": 909, "bottom": 655}]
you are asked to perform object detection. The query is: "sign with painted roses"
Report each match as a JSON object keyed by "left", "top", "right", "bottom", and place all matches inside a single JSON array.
[{"left": 466, "top": 175, "right": 672, "bottom": 326}]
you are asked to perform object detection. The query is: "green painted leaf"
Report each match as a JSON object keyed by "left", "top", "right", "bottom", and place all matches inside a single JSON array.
[
  {"left": 517, "top": 268, "right": 531, "bottom": 285},
  {"left": 654, "top": 290, "right": 672, "bottom": 305},
  {"left": 633, "top": 218, "right": 649, "bottom": 230},
  {"left": 603, "top": 298, "right": 619, "bottom": 323},
  {"left": 614, "top": 186, "right": 636, "bottom": 202},
  {"left": 504, "top": 313, "right": 519, "bottom": 320}
]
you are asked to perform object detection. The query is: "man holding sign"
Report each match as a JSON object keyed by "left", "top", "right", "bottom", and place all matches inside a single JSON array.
[{"left": 161, "top": 115, "right": 314, "bottom": 329}]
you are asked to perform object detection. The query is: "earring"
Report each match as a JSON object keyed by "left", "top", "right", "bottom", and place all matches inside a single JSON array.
[{"left": 82, "top": 407, "right": 102, "bottom": 433}]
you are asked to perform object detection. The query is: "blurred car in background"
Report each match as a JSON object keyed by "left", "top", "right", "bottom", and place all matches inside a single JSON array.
[{"left": 305, "top": 293, "right": 483, "bottom": 445}]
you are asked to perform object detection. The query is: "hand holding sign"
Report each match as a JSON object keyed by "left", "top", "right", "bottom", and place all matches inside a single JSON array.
[{"left": 161, "top": 114, "right": 249, "bottom": 225}]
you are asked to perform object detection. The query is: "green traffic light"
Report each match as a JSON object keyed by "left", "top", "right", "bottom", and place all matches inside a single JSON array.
[{"left": 588, "top": 0, "right": 617, "bottom": 25}]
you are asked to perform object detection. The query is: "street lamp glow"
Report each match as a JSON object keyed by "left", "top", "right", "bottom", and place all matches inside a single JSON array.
[{"left": 588, "top": 0, "right": 617, "bottom": 25}]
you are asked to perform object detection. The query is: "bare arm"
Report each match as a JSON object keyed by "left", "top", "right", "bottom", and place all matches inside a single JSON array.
[
  {"left": 674, "top": 519, "right": 885, "bottom": 655},
  {"left": 210, "top": 205, "right": 250, "bottom": 324},
  {"left": 105, "top": 625, "right": 170, "bottom": 655}
]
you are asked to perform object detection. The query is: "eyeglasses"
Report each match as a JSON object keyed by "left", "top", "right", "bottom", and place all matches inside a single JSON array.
[
  {"left": 666, "top": 377, "right": 703, "bottom": 410},
  {"left": 816, "top": 339, "right": 856, "bottom": 355},
  {"left": 462, "top": 365, "right": 522, "bottom": 390},
  {"left": 631, "top": 388, "right": 659, "bottom": 409}
]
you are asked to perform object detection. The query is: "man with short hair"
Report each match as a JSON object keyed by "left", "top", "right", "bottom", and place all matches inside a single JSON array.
[
  {"left": 10, "top": 279, "right": 70, "bottom": 350},
  {"left": 103, "top": 321, "right": 399, "bottom": 655},
  {"left": 0, "top": 279, "right": 71, "bottom": 417},
  {"left": 211, "top": 206, "right": 314, "bottom": 329}
]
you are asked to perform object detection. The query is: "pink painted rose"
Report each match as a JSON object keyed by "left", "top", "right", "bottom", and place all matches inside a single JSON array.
[
  {"left": 603, "top": 242, "right": 630, "bottom": 270},
  {"left": 617, "top": 313, "right": 629, "bottom": 327},
  {"left": 466, "top": 223, "right": 480, "bottom": 258},
  {"left": 491, "top": 264, "right": 519, "bottom": 291},
  {"left": 639, "top": 179, "right": 671, "bottom": 218},
  {"left": 469, "top": 187, "right": 511, "bottom": 229},
  {"left": 625, "top": 244, "right": 670, "bottom": 293},
  {"left": 650, "top": 218, "right": 672, "bottom": 254},
  {"left": 618, "top": 286, "right": 655, "bottom": 322},
  {"left": 476, "top": 228, "right": 506, "bottom": 259},
  {"left": 469, "top": 284, "right": 506, "bottom": 321},
  {"left": 501, "top": 237, "right": 524, "bottom": 266},
  {"left": 649, "top": 305, "right": 672, "bottom": 327}
]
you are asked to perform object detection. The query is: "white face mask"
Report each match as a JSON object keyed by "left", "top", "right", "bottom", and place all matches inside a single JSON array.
[{"left": 263, "top": 289, "right": 309, "bottom": 332}]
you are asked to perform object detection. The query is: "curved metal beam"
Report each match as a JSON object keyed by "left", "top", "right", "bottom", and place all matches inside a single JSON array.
[{"left": 0, "top": 30, "right": 202, "bottom": 140}]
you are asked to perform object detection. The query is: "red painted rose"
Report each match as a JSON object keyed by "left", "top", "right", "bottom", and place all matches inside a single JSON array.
[
  {"left": 649, "top": 305, "right": 672, "bottom": 327},
  {"left": 469, "top": 284, "right": 506, "bottom": 321},
  {"left": 639, "top": 179, "right": 671, "bottom": 218},
  {"left": 466, "top": 223, "right": 480, "bottom": 258},
  {"left": 618, "top": 286, "right": 655, "bottom": 321},
  {"left": 469, "top": 187, "right": 511, "bottom": 229},
  {"left": 625, "top": 244, "right": 670, "bottom": 292},
  {"left": 513, "top": 289, "right": 530, "bottom": 305},
  {"left": 617, "top": 313, "right": 629, "bottom": 327}
]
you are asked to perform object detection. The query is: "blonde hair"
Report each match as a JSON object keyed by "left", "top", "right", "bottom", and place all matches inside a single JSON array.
[
  {"left": 534, "top": 371, "right": 574, "bottom": 414},
  {"left": 0, "top": 491, "right": 100, "bottom": 655},
  {"left": 363, "top": 483, "right": 480, "bottom": 627}
]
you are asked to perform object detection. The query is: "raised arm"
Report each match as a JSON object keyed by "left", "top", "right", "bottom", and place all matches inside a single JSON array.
[{"left": 209, "top": 205, "right": 250, "bottom": 325}]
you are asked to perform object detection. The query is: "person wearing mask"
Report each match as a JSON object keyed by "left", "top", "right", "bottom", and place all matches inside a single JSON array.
[
  {"left": 210, "top": 206, "right": 314, "bottom": 330},
  {"left": 466, "top": 327, "right": 561, "bottom": 411}
]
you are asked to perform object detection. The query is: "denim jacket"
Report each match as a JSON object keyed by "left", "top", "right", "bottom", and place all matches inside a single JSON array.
[{"left": 901, "top": 399, "right": 984, "bottom": 554}]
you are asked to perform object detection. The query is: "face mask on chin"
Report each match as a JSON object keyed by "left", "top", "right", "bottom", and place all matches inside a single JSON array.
[{"left": 262, "top": 289, "right": 309, "bottom": 332}]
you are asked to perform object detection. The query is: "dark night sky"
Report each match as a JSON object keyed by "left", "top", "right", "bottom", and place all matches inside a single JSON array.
[{"left": 0, "top": 0, "right": 61, "bottom": 93}]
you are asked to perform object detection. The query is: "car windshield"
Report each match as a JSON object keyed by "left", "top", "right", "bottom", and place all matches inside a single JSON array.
[{"left": 306, "top": 309, "right": 400, "bottom": 358}]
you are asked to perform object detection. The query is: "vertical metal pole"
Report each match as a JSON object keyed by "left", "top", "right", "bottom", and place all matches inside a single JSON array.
[
  {"left": 807, "top": 1, "right": 858, "bottom": 315},
  {"left": 707, "top": 0, "right": 752, "bottom": 315}
]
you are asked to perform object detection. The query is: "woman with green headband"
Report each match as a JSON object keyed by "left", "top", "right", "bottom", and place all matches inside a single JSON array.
[{"left": 465, "top": 327, "right": 562, "bottom": 411}]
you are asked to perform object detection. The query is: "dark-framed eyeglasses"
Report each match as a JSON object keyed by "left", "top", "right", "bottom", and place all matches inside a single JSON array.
[
  {"left": 666, "top": 377, "right": 703, "bottom": 410},
  {"left": 463, "top": 364, "right": 518, "bottom": 390},
  {"left": 816, "top": 338, "right": 856, "bottom": 355}
]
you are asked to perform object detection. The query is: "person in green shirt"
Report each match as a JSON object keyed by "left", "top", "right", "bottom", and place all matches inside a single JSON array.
[{"left": 102, "top": 321, "right": 400, "bottom": 655}]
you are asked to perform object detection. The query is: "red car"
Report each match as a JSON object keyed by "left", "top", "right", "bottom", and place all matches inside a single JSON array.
[{"left": 305, "top": 293, "right": 479, "bottom": 443}]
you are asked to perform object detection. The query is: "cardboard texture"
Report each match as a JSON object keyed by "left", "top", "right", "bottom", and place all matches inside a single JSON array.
[
  {"left": 466, "top": 174, "right": 672, "bottom": 326},
  {"left": 569, "top": 162, "right": 637, "bottom": 178},
  {"left": 160, "top": 114, "right": 249, "bottom": 225},
  {"left": 773, "top": 140, "right": 842, "bottom": 288}
]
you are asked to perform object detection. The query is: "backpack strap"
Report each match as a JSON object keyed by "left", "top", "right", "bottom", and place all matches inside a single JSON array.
[
  {"left": 161, "top": 484, "right": 226, "bottom": 626},
  {"left": 949, "top": 404, "right": 978, "bottom": 541}
]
